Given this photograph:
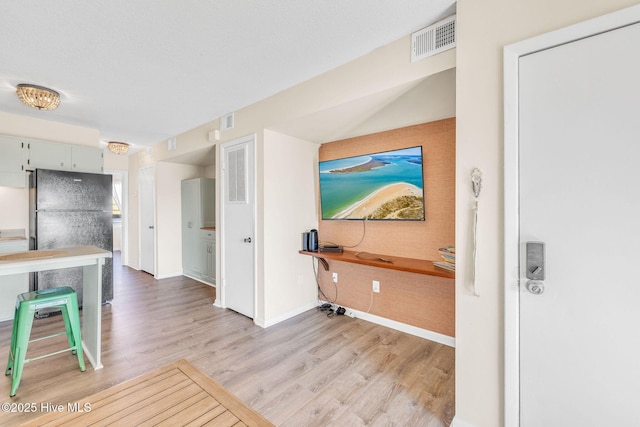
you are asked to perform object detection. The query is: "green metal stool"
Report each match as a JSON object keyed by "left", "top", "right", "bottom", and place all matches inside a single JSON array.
[{"left": 5, "top": 287, "right": 86, "bottom": 397}]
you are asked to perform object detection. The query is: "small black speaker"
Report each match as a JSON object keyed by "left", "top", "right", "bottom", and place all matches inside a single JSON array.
[
  {"left": 308, "top": 229, "right": 318, "bottom": 252},
  {"left": 302, "top": 232, "right": 310, "bottom": 251}
]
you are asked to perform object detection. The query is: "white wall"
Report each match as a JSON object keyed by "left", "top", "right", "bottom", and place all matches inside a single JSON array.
[
  {"left": 454, "top": 1, "right": 639, "bottom": 426},
  {"left": 104, "top": 150, "right": 129, "bottom": 171},
  {"left": 155, "top": 161, "right": 203, "bottom": 278},
  {"left": 261, "top": 130, "right": 319, "bottom": 325},
  {"left": 203, "top": 164, "right": 215, "bottom": 179},
  {"left": 0, "top": 111, "right": 100, "bottom": 146},
  {"left": 0, "top": 187, "right": 28, "bottom": 232},
  {"left": 113, "top": 222, "right": 122, "bottom": 251},
  {"left": 343, "top": 68, "right": 456, "bottom": 139}
]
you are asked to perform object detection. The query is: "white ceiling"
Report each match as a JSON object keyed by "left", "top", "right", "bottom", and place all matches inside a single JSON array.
[{"left": 0, "top": 1, "right": 456, "bottom": 149}]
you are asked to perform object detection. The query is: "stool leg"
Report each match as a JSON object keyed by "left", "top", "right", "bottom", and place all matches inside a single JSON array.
[
  {"left": 5, "top": 304, "right": 20, "bottom": 376},
  {"left": 67, "top": 294, "right": 85, "bottom": 372},
  {"left": 60, "top": 302, "right": 76, "bottom": 355},
  {"left": 10, "top": 305, "right": 34, "bottom": 397}
]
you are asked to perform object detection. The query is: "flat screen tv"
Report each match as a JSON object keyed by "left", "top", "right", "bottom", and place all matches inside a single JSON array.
[{"left": 319, "top": 146, "right": 425, "bottom": 221}]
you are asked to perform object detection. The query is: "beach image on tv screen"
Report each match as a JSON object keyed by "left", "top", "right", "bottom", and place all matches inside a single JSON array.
[{"left": 319, "top": 146, "right": 425, "bottom": 220}]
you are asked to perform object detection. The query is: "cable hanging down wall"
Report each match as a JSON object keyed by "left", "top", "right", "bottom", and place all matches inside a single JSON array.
[{"left": 471, "top": 168, "right": 482, "bottom": 297}]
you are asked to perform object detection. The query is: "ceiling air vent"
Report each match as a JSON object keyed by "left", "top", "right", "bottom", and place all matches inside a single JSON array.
[
  {"left": 411, "top": 15, "right": 456, "bottom": 63},
  {"left": 221, "top": 112, "right": 234, "bottom": 131}
]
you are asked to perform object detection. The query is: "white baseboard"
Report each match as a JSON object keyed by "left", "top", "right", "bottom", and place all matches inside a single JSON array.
[
  {"left": 155, "top": 271, "right": 183, "bottom": 280},
  {"left": 256, "top": 301, "right": 319, "bottom": 328},
  {"left": 182, "top": 273, "right": 216, "bottom": 287},
  {"left": 215, "top": 298, "right": 455, "bottom": 347},
  {"left": 451, "top": 416, "right": 478, "bottom": 427},
  {"left": 321, "top": 300, "right": 455, "bottom": 348}
]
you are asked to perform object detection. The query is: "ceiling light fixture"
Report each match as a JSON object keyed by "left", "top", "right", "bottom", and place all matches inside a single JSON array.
[
  {"left": 16, "top": 84, "right": 61, "bottom": 110},
  {"left": 107, "top": 141, "right": 130, "bottom": 155}
]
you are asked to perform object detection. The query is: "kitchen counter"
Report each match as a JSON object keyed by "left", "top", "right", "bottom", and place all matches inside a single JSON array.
[
  {"left": 0, "top": 246, "right": 112, "bottom": 370},
  {"left": 0, "top": 228, "right": 27, "bottom": 242},
  {"left": 0, "top": 236, "right": 27, "bottom": 241}
]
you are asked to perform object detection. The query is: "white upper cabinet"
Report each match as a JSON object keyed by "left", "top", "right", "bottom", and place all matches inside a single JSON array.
[
  {"left": 28, "top": 140, "right": 103, "bottom": 174},
  {"left": 0, "top": 135, "right": 28, "bottom": 187},
  {"left": 0, "top": 135, "right": 105, "bottom": 187},
  {"left": 70, "top": 145, "right": 104, "bottom": 173},
  {"left": 28, "top": 140, "right": 72, "bottom": 171},
  {"left": 201, "top": 178, "right": 216, "bottom": 228}
]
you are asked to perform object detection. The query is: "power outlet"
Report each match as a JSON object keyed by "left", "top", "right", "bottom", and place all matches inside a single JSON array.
[
  {"left": 372, "top": 280, "right": 380, "bottom": 293},
  {"left": 332, "top": 272, "right": 338, "bottom": 283}
]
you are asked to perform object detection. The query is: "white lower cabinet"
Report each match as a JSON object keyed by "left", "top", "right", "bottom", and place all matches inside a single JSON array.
[
  {"left": 187, "top": 230, "right": 215, "bottom": 285},
  {"left": 201, "top": 230, "right": 215, "bottom": 285}
]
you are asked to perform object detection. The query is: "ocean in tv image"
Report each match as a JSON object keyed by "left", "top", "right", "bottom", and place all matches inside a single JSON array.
[{"left": 319, "top": 146, "right": 425, "bottom": 220}]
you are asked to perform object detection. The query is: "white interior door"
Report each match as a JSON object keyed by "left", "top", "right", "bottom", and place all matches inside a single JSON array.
[
  {"left": 221, "top": 135, "right": 255, "bottom": 318},
  {"left": 514, "top": 20, "right": 640, "bottom": 426},
  {"left": 139, "top": 166, "right": 155, "bottom": 275}
]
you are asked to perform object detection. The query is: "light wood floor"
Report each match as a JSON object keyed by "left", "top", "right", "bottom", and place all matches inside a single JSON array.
[{"left": 0, "top": 253, "right": 454, "bottom": 426}]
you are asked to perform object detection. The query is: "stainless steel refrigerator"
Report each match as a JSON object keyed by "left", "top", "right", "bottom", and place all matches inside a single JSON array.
[{"left": 29, "top": 169, "right": 113, "bottom": 307}]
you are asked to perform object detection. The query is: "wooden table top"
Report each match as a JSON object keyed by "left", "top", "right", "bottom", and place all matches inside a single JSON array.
[{"left": 22, "top": 359, "right": 274, "bottom": 427}]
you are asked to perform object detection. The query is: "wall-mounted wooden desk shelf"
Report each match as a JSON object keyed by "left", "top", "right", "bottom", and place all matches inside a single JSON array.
[{"left": 299, "top": 250, "right": 455, "bottom": 279}]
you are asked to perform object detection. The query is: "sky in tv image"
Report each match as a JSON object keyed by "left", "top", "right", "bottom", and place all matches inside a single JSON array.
[{"left": 319, "top": 146, "right": 425, "bottom": 220}]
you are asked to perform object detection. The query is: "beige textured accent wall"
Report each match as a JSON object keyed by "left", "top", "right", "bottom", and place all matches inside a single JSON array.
[
  {"left": 317, "top": 118, "right": 455, "bottom": 336},
  {"left": 319, "top": 119, "right": 455, "bottom": 260}
]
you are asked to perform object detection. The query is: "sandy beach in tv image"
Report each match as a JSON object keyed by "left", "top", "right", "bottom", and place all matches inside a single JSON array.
[{"left": 319, "top": 146, "right": 425, "bottom": 220}]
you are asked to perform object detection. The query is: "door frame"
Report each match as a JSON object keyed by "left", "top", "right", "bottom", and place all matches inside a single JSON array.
[
  {"left": 106, "top": 169, "right": 129, "bottom": 266},
  {"left": 503, "top": 5, "right": 640, "bottom": 425},
  {"left": 218, "top": 134, "right": 257, "bottom": 316}
]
